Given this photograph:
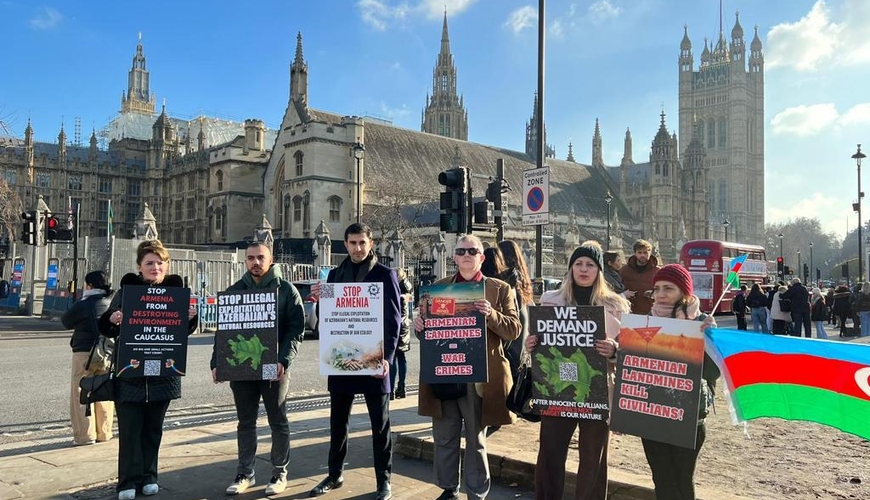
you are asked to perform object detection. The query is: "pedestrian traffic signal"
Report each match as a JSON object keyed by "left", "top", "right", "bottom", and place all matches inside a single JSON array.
[
  {"left": 20, "top": 210, "right": 37, "bottom": 246},
  {"left": 776, "top": 256, "right": 784, "bottom": 276},
  {"left": 45, "top": 214, "right": 74, "bottom": 242},
  {"left": 438, "top": 167, "right": 468, "bottom": 234}
]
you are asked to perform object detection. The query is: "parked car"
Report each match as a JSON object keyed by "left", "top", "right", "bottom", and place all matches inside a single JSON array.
[
  {"left": 293, "top": 280, "right": 320, "bottom": 338},
  {"left": 532, "top": 277, "right": 562, "bottom": 305}
]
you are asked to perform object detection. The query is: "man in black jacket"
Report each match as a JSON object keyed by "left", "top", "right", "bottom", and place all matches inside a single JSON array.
[
  {"left": 212, "top": 242, "right": 305, "bottom": 496},
  {"left": 781, "top": 278, "right": 811, "bottom": 337},
  {"left": 309, "top": 223, "right": 401, "bottom": 500}
]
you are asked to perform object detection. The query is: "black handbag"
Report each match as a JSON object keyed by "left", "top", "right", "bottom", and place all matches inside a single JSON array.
[
  {"left": 79, "top": 372, "right": 115, "bottom": 415},
  {"left": 506, "top": 353, "right": 540, "bottom": 422}
]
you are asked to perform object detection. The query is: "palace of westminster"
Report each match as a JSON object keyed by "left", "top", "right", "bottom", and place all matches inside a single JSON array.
[{"left": 0, "top": 11, "right": 764, "bottom": 264}]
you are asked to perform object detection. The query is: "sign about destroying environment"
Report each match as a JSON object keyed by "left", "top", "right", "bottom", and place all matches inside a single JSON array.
[
  {"left": 115, "top": 285, "right": 190, "bottom": 378},
  {"left": 418, "top": 281, "right": 488, "bottom": 384},
  {"left": 610, "top": 314, "right": 705, "bottom": 449},
  {"left": 319, "top": 282, "right": 385, "bottom": 376},
  {"left": 214, "top": 289, "right": 280, "bottom": 382},
  {"left": 529, "top": 306, "right": 609, "bottom": 420}
]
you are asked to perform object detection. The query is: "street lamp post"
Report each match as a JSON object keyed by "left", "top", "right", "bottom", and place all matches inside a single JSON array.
[
  {"left": 778, "top": 233, "right": 784, "bottom": 279},
  {"left": 723, "top": 218, "right": 730, "bottom": 241},
  {"left": 809, "top": 242, "right": 814, "bottom": 286},
  {"left": 797, "top": 250, "right": 801, "bottom": 281},
  {"left": 352, "top": 141, "right": 366, "bottom": 224},
  {"left": 604, "top": 190, "right": 613, "bottom": 250},
  {"left": 853, "top": 144, "right": 866, "bottom": 283}
]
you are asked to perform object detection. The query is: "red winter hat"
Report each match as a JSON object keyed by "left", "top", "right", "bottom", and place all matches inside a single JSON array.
[{"left": 653, "top": 264, "right": 693, "bottom": 297}]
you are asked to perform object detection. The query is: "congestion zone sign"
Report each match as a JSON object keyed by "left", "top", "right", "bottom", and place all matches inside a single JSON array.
[{"left": 522, "top": 166, "right": 550, "bottom": 226}]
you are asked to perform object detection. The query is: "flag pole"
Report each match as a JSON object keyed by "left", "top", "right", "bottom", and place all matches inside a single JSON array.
[{"left": 710, "top": 288, "right": 729, "bottom": 315}]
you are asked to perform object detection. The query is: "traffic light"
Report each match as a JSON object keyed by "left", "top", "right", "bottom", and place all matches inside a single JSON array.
[
  {"left": 776, "top": 256, "right": 784, "bottom": 277},
  {"left": 20, "top": 210, "right": 37, "bottom": 246},
  {"left": 784, "top": 265, "right": 791, "bottom": 277},
  {"left": 438, "top": 167, "right": 468, "bottom": 234},
  {"left": 803, "top": 263, "right": 809, "bottom": 282},
  {"left": 45, "top": 214, "right": 74, "bottom": 242}
]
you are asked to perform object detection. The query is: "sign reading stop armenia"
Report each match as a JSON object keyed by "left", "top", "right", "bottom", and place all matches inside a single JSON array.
[{"left": 522, "top": 166, "right": 550, "bottom": 226}]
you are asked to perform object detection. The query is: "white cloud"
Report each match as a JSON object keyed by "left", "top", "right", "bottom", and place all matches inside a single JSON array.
[
  {"left": 28, "top": 6, "right": 62, "bottom": 30},
  {"left": 418, "top": 0, "right": 477, "bottom": 20},
  {"left": 588, "top": 0, "right": 622, "bottom": 24},
  {"left": 840, "top": 103, "right": 870, "bottom": 127},
  {"left": 357, "top": 0, "right": 411, "bottom": 31},
  {"left": 550, "top": 19, "right": 564, "bottom": 38},
  {"left": 504, "top": 6, "right": 537, "bottom": 35},
  {"left": 767, "top": 192, "right": 853, "bottom": 238},
  {"left": 357, "top": 0, "right": 477, "bottom": 30},
  {"left": 379, "top": 102, "right": 411, "bottom": 119},
  {"left": 766, "top": 0, "right": 870, "bottom": 72},
  {"left": 771, "top": 104, "right": 839, "bottom": 136}
]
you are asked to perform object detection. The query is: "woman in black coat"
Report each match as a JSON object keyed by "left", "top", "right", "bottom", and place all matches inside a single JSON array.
[
  {"left": 99, "top": 240, "right": 197, "bottom": 500},
  {"left": 63, "top": 270, "right": 115, "bottom": 446}
]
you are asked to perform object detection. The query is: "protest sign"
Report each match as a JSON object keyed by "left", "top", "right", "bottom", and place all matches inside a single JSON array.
[
  {"left": 115, "top": 285, "right": 190, "bottom": 378},
  {"left": 319, "top": 282, "right": 385, "bottom": 376},
  {"left": 214, "top": 289, "right": 280, "bottom": 381}
]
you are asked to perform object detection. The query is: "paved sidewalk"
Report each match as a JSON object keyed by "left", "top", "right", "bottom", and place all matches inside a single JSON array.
[{"left": 0, "top": 395, "right": 762, "bottom": 500}]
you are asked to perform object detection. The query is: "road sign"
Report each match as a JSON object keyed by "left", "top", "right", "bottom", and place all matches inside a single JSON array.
[{"left": 522, "top": 166, "right": 549, "bottom": 226}]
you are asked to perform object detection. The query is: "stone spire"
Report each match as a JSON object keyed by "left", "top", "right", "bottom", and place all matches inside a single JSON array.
[
  {"left": 592, "top": 118, "right": 603, "bottom": 167},
  {"left": 621, "top": 127, "right": 634, "bottom": 166},
  {"left": 290, "top": 32, "right": 309, "bottom": 105},
  {"left": 525, "top": 92, "right": 555, "bottom": 160},
  {"left": 121, "top": 33, "right": 156, "bottom": 114},
  {"left": 421, "top": 11, "right": 468, "bottom": 140},
  {"left": 566, "top": 142, "right": 575, "bottom": 163}
]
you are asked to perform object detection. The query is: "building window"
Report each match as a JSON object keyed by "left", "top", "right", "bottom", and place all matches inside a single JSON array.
[
  {"left": 186, "top": 198, "right": 195, "bottom": 219},
  {"left": 707, "top": 119, "right": 715, "bottom": 148},
  {"left": 36, "top": 172, "right": 51, "bottom": 188},
  {"left": 68, "top": 174, "right": 82, "bottom": 191},
  {"left": 303, "top": 191, "right": 311, "bottom": 231},
  {"left": 127, "top": 179, "right": 141, "bottom": 196},
  {"left": 70, "top": 198, "right": 83, "bottom": 216},
  {"left": 293, "top": 195, "right": 302, "bottom": 221},
  {"left": 3, "top": 170, "right": 16, "bottom": 184},
  {"left": 216, "top": 170, "right": 223, "bottom": 191},
  {"left": 718, "top": 118, "right": 727, "bottom": 147},
  {"left": 126, "top": 202, "right": 139, "bottom": 224},
  {"left": 98, "top": 200, "right": 109, "bottom": 227},
  {"left": 295, "top": 151, "right": 304, "bottom": 176},
  {"left": 215, "top": 208, "right": 222, "bottom": 230},
  {"left": 175, "top": 200, "right": 182, "bottom": 221},
  {"left": 99, "top": 177, "right": 112, "bottom": 193},
  {"left": 718, "top": 182, "right": 727, "bottom": 212},
  {"left": 328, "top": 196, "right": 342, "bottom": 222},
  {"left": 697, "top": 121, "right": 705, "bottom": 143}
]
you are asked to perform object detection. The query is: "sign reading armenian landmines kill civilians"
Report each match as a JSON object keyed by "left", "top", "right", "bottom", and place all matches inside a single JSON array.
[
  {"left": 611, "top": 314, "right": 705, "bottom": 449},
  {"left": 418, "top": 281, "right": 488, "bottom": 384},
  {"left": 529, "top": 306, "right": 609, "bottom": 420},
  {"left": 214, "top": 289, "right": 280, "bottom": 382},
  {"left": 522, "top": 166, "right": 549, "bottom": 226},
  {"left": 319, "top": 282, "right": 385, "bottom": 376},
  {"left": 115, "top": 285, "right": 190, "bottom": 378}
]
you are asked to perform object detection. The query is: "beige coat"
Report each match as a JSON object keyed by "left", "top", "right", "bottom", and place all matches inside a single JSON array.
[{"left": 417, "top": 276, "right": 521, "bottom": 427}]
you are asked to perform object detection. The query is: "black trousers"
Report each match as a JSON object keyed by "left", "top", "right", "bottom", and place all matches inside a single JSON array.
[
  {"left": 115, "top": 399, "right": 171, "bottom": 491},
  {"left": 328, "top": 391, "right": 392, "bottom": 487},
  {"left": 735, "top": 314, "right": 747, "bottom": 330},
  {"left": 642, "top": 422, "right": 706, "bottom": 500}
]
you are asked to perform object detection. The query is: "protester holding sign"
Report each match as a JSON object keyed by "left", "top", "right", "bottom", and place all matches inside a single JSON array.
[
  {"left": 641, "top": 264, "right": 719, "bottom": 500},
  {"left": 98, "top": 240, "right": 197, "bottom": 500},
  {"left": 308, "top": 223, "right": 401, "bottom": 500},
  {"left": 524, "top": 241, "right": 629, "bottom": 500},
  {"left": 211, "top": 242, "right": 305, "bottom": 496},
  {"left": 414, "top": 234, "right": 520, "bottom": 500}
]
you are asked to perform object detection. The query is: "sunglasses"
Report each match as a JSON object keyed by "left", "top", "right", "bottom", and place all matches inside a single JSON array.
[{"left": 454, "top": 247, "right": 481, "bottom": 256}]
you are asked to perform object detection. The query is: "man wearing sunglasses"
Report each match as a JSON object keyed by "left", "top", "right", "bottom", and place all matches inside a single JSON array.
[{"left": 414, "top": 234, "right": 521, "bottom": 500}]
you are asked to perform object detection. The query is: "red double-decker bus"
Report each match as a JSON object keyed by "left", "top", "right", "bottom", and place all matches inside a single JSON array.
[{"left": 678, "top": 240, "right": 769, "bottom": 314}]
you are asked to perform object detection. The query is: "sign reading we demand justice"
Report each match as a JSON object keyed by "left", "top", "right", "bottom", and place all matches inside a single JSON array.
[
  {"left": 215, "top": 289, "right": 279, "bottom": 382},
  {"left": 530, "top": 306, "right": 609, "bottom": 420},
  {"left": 611, "top": 314, "right": 705, "bottom": 449},
  {"left": 116, "top": 285, "right": 190, "bottom": 378}
]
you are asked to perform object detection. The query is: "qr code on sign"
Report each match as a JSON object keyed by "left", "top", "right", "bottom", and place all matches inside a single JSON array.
[
  {"left": 559, "top": 362, "right": 578, "bottom": 382},
  {"left": 144, "top": 360, "right": 161, "bottom": 376},
  {"left": 321, "top": 284, "right": 335, "bottom": 299},
  {"left": 262, "top": 363, "right": 278, "bottom": 380}
]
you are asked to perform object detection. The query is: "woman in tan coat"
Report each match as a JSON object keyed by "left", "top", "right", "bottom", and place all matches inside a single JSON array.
[
  {"left": 525, "top": 241, "right": 630, "bottom": 500},
  {"left": 415, "top": 234, "right": 521, "bottom": 500}
]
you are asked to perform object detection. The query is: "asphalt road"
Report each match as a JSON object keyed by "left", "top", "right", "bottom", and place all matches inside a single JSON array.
[{"left": 0, "top": 318, "right": 421, "bottom": 444}]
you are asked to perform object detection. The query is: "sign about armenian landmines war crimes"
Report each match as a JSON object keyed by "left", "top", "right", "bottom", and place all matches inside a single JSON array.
[
  {"left": 529, "top": 306, "right": 609, "bottom": 420},
  {"left": 116, "top": 285, "right": 190, "bottom": 378},
  {"left": 214, "top": 289, "right": 280, "bottom": 382},
  {"left": 611, "top": 314, "right": 705, "bottom": 449},
  {"left": 319, "top": 282, "right": 385, "bottom": 376}
]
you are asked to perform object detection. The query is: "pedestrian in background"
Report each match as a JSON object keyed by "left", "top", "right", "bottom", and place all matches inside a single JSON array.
[
  {"left": 525, "top": 241, "right": 630, "bottom": 500},
  {"left": 498, "top": 240, "right": 534, "bottom": 379},
  {"left": 733, "top": 284, "right": 748, "bottom": 330},
  {"left": 63, "top": 270, "right": 115, "bottom": 446},
  {"left": 855, "top": 282, "right": 870, "bottom": 338},
  {"left": 391, "top": 268, "right": 413, "bottom": 400},
  {"left": 811, "top": 287, "right": 829, "bottom": 339},
  {"left": 99, "top": 240, "right": 198, "bottom": 500},
  {"left": 213, "top": 242, "right": 305, "bottom": 496},
  {"left": 620, "top": 239, "right": 660, "bottom": 314},
  {"left": 746, "top": 283, "right": 769, "bottom": 333},
  {"left": 833, "top": 284, "right": 854, "bottom": 336},
  {"left": 781, "top": 278, "right": 810, "bottom": 338},
  {"left": 770, "top": 285, "right": 791, "bottom": 335}
]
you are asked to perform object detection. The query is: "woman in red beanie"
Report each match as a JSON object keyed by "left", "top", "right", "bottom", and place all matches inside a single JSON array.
[{"left": 642, "top": 264, "right": 720, "bottom": 500}]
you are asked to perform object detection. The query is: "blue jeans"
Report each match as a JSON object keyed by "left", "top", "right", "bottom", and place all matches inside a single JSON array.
[
  {"left": 815, "top": 321, "right": 828, "bottom": 339},
  {"left": 860, "top": 312, "right": 870, "bottom": 337},
  {"left": 751, "top": 307, "right": 768, "bottom": 333}
]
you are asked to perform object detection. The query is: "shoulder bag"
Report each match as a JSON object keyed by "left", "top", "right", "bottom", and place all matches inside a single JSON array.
[
  {"left": 84, "top": 301, "right": 115, "bottom": 373},
  {"left": 506, "top": 349, "right": 540, "bottom": 422}
]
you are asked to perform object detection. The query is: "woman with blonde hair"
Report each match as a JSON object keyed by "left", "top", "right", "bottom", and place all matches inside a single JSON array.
[
  {"left": 811, "top": 287, "right": 829, "bottom": 339},
  {"left": 524, "top": 240, "right": 630, "bottom": 500}
]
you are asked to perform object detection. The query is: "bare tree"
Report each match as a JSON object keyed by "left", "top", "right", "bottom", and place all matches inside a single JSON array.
[
  {"left": 364, "top": 186, "right": 430, "bottom": 250},
  {"left": 0, "top": 179, "right": 23, "bottom": 241}
]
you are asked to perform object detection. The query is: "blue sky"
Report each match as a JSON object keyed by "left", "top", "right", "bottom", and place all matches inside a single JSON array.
[{"left": 2, "top": 0, "right": 868, "bottom": 238}]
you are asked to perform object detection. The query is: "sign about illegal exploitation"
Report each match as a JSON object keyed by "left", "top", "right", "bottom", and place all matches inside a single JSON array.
[
  {"left": 214, "top": 289, "right": 280, "bottom": 382},
  {"left": 319, "top": 282, "right": 385, "bottom": 376},
  {"left": 115, "top": 285, "right": 190, "bottom": 378},
  {"left": 418, "top": 281, "right": 488, "bottom": 384},
  {"left": 529, "top": 306, "right": 609, "bottom": 420},
  {"left": 611, "top": 314, "right": 705, "bottom": 449}
]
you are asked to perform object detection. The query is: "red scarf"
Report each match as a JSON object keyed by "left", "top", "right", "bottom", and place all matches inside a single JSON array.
[{"left": 455, "top": 270, "right": 483, "bottom": 283}]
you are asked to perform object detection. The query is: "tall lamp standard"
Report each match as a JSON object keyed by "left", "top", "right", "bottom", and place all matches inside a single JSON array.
[
  {"left": 723, "top": 218, "right": 731, "bottom": 241},
  {"left": 604, "top": 190, "right": 613, "bottom": 250},
  {"left": 797, "top": 250, "right": 802, "bottom": 281},
  {"left": 778, "top": 233, "right": 784, "bottom": 279},
  {"left": 853, "top": 144, "right": 866, "bottom": 283},
  {"left": 352, "top": 141, "right": 366, "bottom": 224},
  {"left": 809, "top": 242, "right": 814, "bottom": 285}
]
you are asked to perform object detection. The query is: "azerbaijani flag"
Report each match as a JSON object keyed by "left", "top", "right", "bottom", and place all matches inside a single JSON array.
[
  {"left": 725, "top": 254, "right": 748, "bottom": 288},
  {"left": 705, "top": 328, "right": 870, "bottom": 440}
]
